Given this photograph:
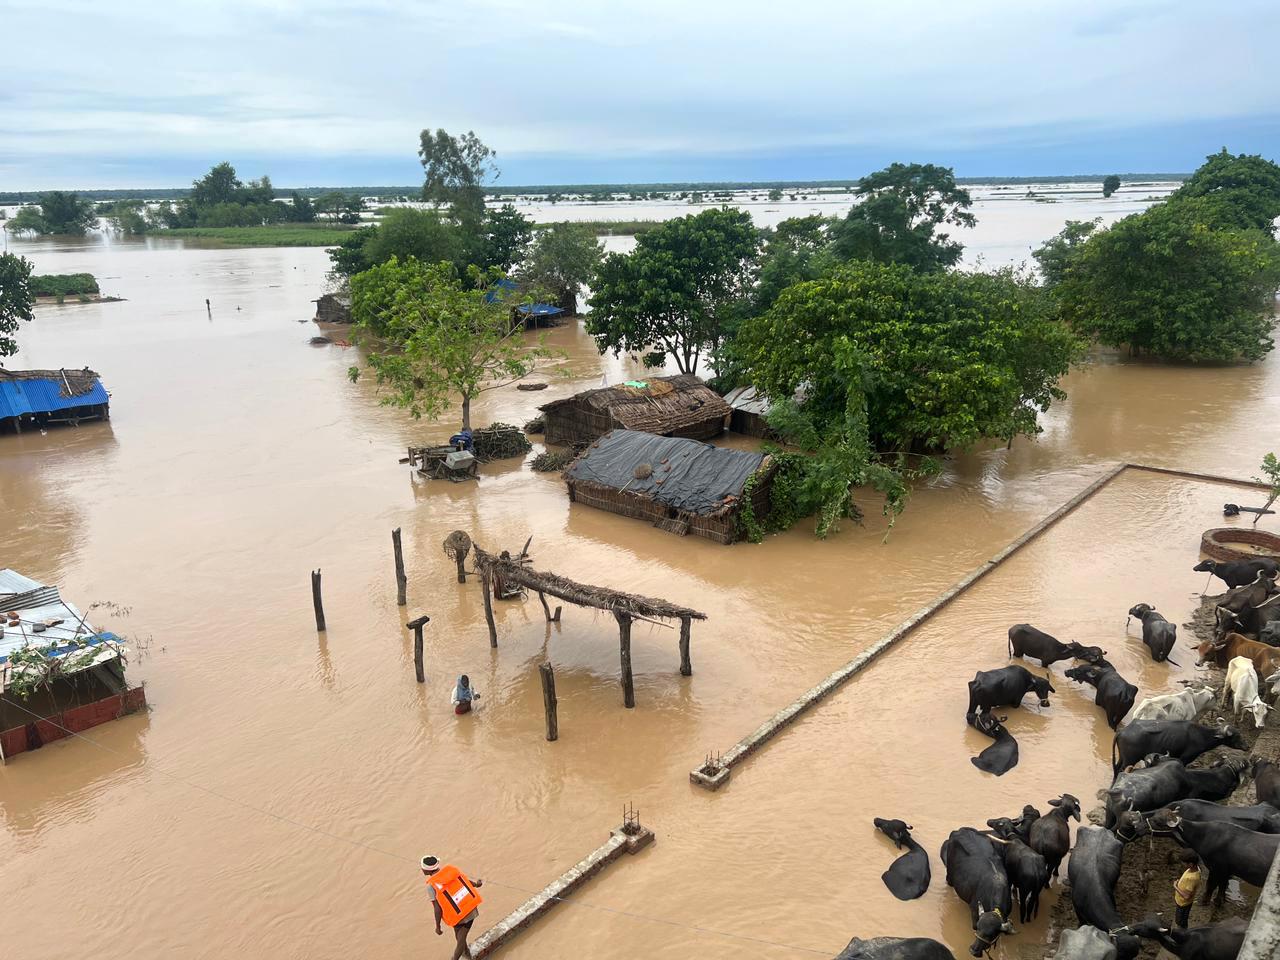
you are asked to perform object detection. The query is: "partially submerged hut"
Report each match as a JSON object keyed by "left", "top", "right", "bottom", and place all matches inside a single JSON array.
[
  {"left": 313, "top": 292, "right": 351, "bottom": 323},
  {"left": 564, "top": 429, "right": 775, "bottom": 544},
  {"left": 722, "top": 385, "right": 773, "bottom": 438},
  {"left": 484, "top": 279, "right": 565, "bottom": 329},
  {"left": 540, "top": 374, "right": 730, "bottom": 446},
  {"left": 0, "top": 569, "right": 145, "bottom": 763},
  {"left": 0, "top": 368, "right": 109, "bottom": 434}
]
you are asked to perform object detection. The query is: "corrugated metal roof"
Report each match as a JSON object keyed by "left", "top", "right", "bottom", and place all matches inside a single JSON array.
[
  {"left": 0, "top": 569, "right": 123, "bottom": 687},
  {"left": 722, "top": 385, "right": 772, "bottom": 416},
  {"left": 0, "top": 376, "right": 109, "bottom": 420}
]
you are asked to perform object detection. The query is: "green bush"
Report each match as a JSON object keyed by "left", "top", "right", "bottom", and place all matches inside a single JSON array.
[{"left": 31, "top": 273, "right": 100, "bottom": 297}]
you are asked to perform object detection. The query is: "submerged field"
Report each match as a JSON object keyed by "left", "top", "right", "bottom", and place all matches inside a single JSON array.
[{"left": 151, "top": 223, "right": 358, "bottom": 246}]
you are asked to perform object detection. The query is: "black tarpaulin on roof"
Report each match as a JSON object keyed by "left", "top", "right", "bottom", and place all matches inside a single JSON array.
[{"left": 565, "top": 430, "right": 764, "bottom": 516}]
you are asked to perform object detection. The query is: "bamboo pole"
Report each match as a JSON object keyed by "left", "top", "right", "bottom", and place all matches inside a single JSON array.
[
  {"left": 392, "top": 528, "right": 407, "bottom": 606},
  {"left": 482, "top": 570, "right": 498, "bottom": 647},
  {"left": 311, "top": 569, "right": 326, "bottom": 632},
  {"left": 540, "top": 662, "right": 558, "bottom": 741}
]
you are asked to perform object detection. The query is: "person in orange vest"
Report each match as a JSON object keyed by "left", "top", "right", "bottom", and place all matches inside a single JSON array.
[{"left": 422, "top": 855, "right": 484, "bottom": 959}]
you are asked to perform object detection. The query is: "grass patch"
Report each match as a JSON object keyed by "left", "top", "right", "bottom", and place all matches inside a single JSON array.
[
  {"left": 533, "top": 219, "right": 661, "bottom": 236},
  {"left": 31, "top": 273, "right": 100, "bottom": 297},
  {"left": 153, "top": 224, "right": 359, "bottom": 246}
]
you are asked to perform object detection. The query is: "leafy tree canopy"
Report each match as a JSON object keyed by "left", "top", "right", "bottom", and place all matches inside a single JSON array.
[
  {"left": 419, "top": 128, "right": 496, "bottom": 225},
  {"left": 348, "top": 258, "right": 556, "bottom": 429},
  {"left": 829, "top": 162, "right": 975, "bottom": 272},
  {"left": 518, "top": 221, "right": 603, "bottom": 314},
  {"left": 8, "top": 192, "right": 97, "bottom": 236},
  {"left": 478, "top": 203, "right": 533, "bottom": 271},
  {"left": 737, "top": 260, "right": 1082, "bottom": 453},
  {"left": 1102, "top": 175, "right": 1121, "bottom": 198},
  {"left": 587, "top": 207, "right": 759, "bottom": 374},
  {"left": 0, "top": 253, "right": 34, "bottom": 357},
  {"left": 1055, "top": 197, "right": 1280, "bottom": 362},
  {"left": 1032, "top": 218, "right": 1099, "bottom": 287},
  {"left": 1169, "top": 149, "right": 1280, "bottom": 235}
]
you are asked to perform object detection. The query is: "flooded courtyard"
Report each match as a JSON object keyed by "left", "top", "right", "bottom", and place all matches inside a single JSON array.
[{"left": 1, "top": 192, "right": 1278, "bottom": 959}]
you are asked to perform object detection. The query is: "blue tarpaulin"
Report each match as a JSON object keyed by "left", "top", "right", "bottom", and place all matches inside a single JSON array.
[{"left": 483, "top": 279, "right": 563, "bottom": 318}]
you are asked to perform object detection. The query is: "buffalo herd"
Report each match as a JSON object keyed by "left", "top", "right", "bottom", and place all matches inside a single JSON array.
[{"left": 853, "top": 561, "right": 1280, "bottom": 960}]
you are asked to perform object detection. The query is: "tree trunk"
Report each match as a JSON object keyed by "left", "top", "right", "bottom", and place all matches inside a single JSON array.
[{"left": 461, "top": 394, "right": 472, "bottom": 432}]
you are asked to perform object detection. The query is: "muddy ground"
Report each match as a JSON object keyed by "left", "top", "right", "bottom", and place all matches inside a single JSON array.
[{"left": 1038, "top": 591, "right": 1280, "bottom": 957}]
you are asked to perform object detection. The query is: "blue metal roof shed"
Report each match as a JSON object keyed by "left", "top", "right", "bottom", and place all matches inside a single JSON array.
[
  {"left": 0, "top": 369, "right": 109, "bottom": 432},
  {"left": 483, "top": 279, "right": 565, "bottom": 326}
]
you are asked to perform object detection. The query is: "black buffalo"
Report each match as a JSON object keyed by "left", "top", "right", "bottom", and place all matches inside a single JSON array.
[
  {"left": 1028, "top": 794, "right": 1080, "bottom": 881},
  {"left": 1104, "top": 756, "right": 1246, "bottom": 829},
  {"left": 1255, "top": 758, "right": 1280, "bottom": 807},
  {"left": 967, "top": 711, "right": 1019, "bottom": 776},
  {"left": 1147, "top": 799, "right": 1280, "bottom": 835},
  {"left": 1121, "top": 916, "right": 1248, "bottom": 960},
  {"left": 1065, "top": 664, "right": 1137, "bottom": 730},
  {"left": 1013, "top": 804, "right": 1041, "bottom": 843},
  {"left": 873, "top": 818, "right": 931, "bottom": 901},
  {"left": 985, "top": 818, "right": 1048, "bottom": 922},
  {"left": 1111, "top": 719, "right": 1245, "bottom": 776},
  {"left": 1158, "top": 814, "right": 1280, "bottom": 905},
  {"left": 1215, "top": 571, "right": 1278, "bottom": 617},
  {"left": 940, "top": 828, "right": 1016, "bottom": 957},
  {"left": 1194, "top": 557, "right": 1279, "bottom": 589},
  {"left": 1008, "top": 624, "right": 1106, "bottom": 669},
  {"left": 836, "top": 937, "right": 956, "bottom": 960},
  {"left": 966, "top": 665, "right": 1054, "bottom": 715},
  {"left": 1127, "top": 604, "right": 1178, "bottom": 663},
  {"left": 1067, "top": 827, "right": 1140, "bottom": 960}
]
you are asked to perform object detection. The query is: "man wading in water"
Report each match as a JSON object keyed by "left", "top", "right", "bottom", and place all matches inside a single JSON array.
[{"left": 423, "top": 855, "right": 484, "bottom": 959}]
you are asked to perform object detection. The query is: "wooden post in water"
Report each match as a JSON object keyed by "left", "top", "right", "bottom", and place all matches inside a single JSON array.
[
  {"left": 679, "top": 616, "right": 692, "bottom": 677},
  {"left": 455, "top": 552, "right": 467, "bottom": 584},
  {"left": 615, "top": 612, "right": 635, "bottom": 708},
  {"left": 407, "top": 615, "right": 429, "bottom": 683},
  {"left": 540, "top": 662, "right": 558, "bottom": 741},
  {"left": 311, "top": 569, "right": 326, "bottom": 632},
  {"left": 538, "top": 591, "right": 561, "bottom": 623},
  {"left": 481, "top": 570, "right": 498, "bottom": 647},
  {"left": 392, "top": 527, "right": 407, "bottom": 606}
]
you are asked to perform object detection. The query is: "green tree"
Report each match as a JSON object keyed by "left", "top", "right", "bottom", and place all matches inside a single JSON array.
[
  {"left": 418, "top": 128, "right": 496, "bottom": 225},
  {"left": 190, "top": 162, "right": 244, "bottom": 207},
  {"left": 1032, "top": 219, "right": 1100, "bottom": 287},
  {"left": 33, "top": 192, "right": 97, "bottom": 235},
  {"left": 289, "top": 192, "right": 317, "bottom": 223},
  {"left": 519, "top": 222, "right": 602, "bottom": 315},
  {"left": 829, "top": 162, "right": 975, "bottom": 272},
  {"left": 7, "top": 206, "right": 47, "bottom": 235},
  {"left": 362, "top": 208, "right": 466, "bottom": 273},
  {"left": 1254, "top": 453, "right": 1280, "bottom": 528},
  {"left": 1169, "top": 149, "right": 1280, "bottom": 234},
  {"left": 1056, "top": 198, "right": 1280, "bottom": 361},
  {"left": 767, "top": 188, "right": 783, "bottom": 202},
  {"left": 478, "top": 203, "right": 533, "bottom": 271},
  {"left": 1102, "top": 175, "right": 1121, "bottom": 198},
  {"left": 348, "top": 258, "right": 555, "bottom": 429},
  {"left": 105, "top": 200, "right": 149, "bottom": 237},
  {"left": 752, "top": 215, "right": 832, "bottom": 314},
  {"left": 737, "top": 260, "right": 1082, "bottom": 453},
  {"left": 0, "top": 253, "right": 34, "bottom": 357},
  {"left": 587, "top": 207, "right": 759, "bottom": 374}
]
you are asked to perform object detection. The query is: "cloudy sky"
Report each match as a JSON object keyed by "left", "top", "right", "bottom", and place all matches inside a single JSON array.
[{"left": 4, "top": 0, "right": 1277, "bottom": 189}]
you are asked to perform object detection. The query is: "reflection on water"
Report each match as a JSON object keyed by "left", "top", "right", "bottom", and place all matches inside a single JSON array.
[{"left": 0, "top": 196, "right": 1275, "bottom": 959}]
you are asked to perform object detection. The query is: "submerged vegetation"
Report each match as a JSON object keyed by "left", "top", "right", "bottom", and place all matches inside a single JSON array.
[
  {"left": 157, "top": 224, "right": 358, "bottom": 246},
  {"left": 30, "top": 273, "right": 100, "bottom": 297}
]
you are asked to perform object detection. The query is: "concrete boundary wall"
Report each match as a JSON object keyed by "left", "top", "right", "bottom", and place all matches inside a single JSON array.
[
  {"left": 471, "top": 824, "right": 654, "bottom": 958},
  {"left": 1240, "top": 723, "right": 1280, "bottom": 960},
  {"left": 690, "top": 462, "right": 1271, "bottom": 790}
]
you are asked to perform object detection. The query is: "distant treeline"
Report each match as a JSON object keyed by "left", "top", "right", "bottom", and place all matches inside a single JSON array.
[{"left": 0, "top": 173, "right": 1190, "bottom": 205}]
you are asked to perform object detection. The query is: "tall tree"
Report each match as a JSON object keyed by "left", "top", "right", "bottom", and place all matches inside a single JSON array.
[
  {"left": 737, "top": 260, "right": 1081, "bottom": 453},
  {"left": 587, "top": 207, "right": 759, "bottom": 374},
  {"left": 478, "top": 204, "right": 534, "bottom": 271},
  {"left": 1169, "top": 149, "right": 1280, "bottom": 235},
  {"left": 829, "top": 162, "right": 975, "bottom": 272},
  {"left": 1102, "top": 175, "right": 1121, "bottom": 198},
  {"left": 519, "top": 222, "right": 602, "bottom": 315},
  {"left": 1055, "top": 198, "right": 1280, "bottom": 362},
  {"left": 0, "top": 253, "right": 34, "bottom": 356},
  {"left": 190, "top": 162, "right": 244, "bottom": 207},
  {"left": 752, "top": 215, "right": 832, "bottom": 314},
  {"left": 348, "top": 258, "right": 555, "bottom": 430},
  {"left": 1032, "top": 219, "right": 1099, "bottom": 287},
  {"left": 35, "top": 192, "right": 96, "bottom": 235},
  {"left": 418, "top": 128, "right": 496, "bottom": 225}
]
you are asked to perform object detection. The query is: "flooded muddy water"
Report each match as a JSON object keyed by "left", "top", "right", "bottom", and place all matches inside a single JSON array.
[{"left": 0, "top": 211, "right": 1276, "bottom": 960}]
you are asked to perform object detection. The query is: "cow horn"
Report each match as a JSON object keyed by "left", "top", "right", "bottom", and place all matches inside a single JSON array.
[{"left": 988, "top": 836, "right": 1011, "bottom": 845}]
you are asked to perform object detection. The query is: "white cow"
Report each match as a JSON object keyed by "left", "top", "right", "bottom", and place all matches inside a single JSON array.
[
  {"left": 1130, "top": 686, "right": 1216, "bottom": 722},
  {"left": 1223, "top": 656, "right": 1270, "bottom": 729}
]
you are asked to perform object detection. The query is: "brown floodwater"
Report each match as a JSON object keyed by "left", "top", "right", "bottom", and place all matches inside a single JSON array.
[{"left": 1, "top": 232, "right": 1278, "bottom": 960}]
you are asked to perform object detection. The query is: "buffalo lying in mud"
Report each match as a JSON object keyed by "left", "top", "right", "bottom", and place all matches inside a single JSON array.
[
  {"left": 873, "top": 818, "right": 931, "bottom": 901},
  {"left": 835, "top": 937, "right": 955, "bottom": 960},
  {"left": 967, "top": 710, "right": 1019, "bottom": 776}
]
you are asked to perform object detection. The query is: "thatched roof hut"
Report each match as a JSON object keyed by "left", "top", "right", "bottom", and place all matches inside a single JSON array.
[
  {"left": 564, "top": 429, "right": 775, "bottom": 544},
  {"left": 539, "top": 374, "right": 730, "bottom": 446}
]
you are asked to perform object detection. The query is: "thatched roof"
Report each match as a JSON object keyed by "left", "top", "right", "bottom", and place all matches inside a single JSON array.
[
  {"left": 0, "top": 368, "right": 102, "bottom": 398},
  {"left": 473, "top": 544, "right": 706, "bottom": 622},
  {"left": 565, "top": 430, "right": 765, "bottom": 517},
  {"left": 539, "top": 374, "right": 730, "bottom": 436}
]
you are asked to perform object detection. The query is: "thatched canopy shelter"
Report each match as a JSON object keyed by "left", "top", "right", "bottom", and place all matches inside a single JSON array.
[
  {"left": 472, "top": 543, "right": 706, "bottom": 707},
  {"left": 539, "top": 374, "right": 730, "bottom": 446}
]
